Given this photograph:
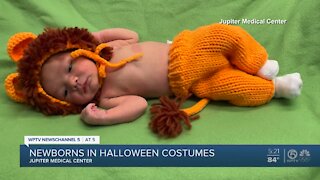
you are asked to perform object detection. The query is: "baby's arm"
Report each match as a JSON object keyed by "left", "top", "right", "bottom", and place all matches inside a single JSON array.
[
  {"left": 92, "top": 28, "right": 139, "bottom": 49},
  {"left": 81, "top": 95, "right": 148, "bottom": 125}
]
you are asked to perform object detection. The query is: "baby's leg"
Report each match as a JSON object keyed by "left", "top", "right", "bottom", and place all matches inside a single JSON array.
[
  {"left": 212, "top": 24, "right": 268, "bottom": 75},
  {"left": 190, "top": 67, "right": 275, "bottom": 106},
  {"left": 273, "top": 73, "right": 302, "bottom": 99},
  {"left": 221, "top": 25, "right": 279, "bottom": 80}
]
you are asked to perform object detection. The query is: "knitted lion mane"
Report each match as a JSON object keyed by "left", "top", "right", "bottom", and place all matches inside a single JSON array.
[{"left": 12, "top": 27, "right": 112, "bottom": 115}]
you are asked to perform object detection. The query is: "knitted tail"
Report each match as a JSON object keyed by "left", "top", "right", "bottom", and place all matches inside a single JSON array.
[{"left": 149, "top": 96, "right": 209, "bottom": 138}]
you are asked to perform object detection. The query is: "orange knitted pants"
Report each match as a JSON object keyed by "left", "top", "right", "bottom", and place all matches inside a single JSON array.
[
  {"left": 168, "top": 23, "right": 274, "bottom": 106},
  {"left": 191, "top": 66, "right": 274, "bottom": 106}
]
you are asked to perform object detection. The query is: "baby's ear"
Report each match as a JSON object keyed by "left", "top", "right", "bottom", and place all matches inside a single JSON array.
[
  {"left": 5, "top": 73, "right": 27, "bottom": 103},
  {"left": 7, "top": 32, "right": 37, "bottom": 62}
]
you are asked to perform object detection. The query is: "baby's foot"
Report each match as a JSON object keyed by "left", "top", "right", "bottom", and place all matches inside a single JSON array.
[
  {"left": 257, "top": 60, "right": 279, "bottom": 80},
  {"left": 274, "top": 73, "right": 303, "bottom": 99}
]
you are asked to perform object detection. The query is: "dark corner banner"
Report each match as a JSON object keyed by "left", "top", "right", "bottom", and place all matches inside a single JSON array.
[{"left": 20, "top": 144, "right": 320, "bottom": 167}]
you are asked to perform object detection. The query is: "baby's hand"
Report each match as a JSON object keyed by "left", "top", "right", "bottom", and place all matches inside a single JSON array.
[
  {"left": 107, "top": 40, "right": 131, "bottom": 50},
  {"left": 81, "top": 103, "right": 106, "bottom": 125}
]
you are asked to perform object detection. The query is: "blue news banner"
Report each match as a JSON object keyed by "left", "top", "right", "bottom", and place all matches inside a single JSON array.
[{"left": 20, "top": 145, "right": 320, "bottom": 167}]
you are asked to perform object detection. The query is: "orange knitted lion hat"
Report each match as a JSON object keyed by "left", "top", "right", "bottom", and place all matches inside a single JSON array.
[{"left": 5, "top": 27, "right": 140, "bottom": 115}]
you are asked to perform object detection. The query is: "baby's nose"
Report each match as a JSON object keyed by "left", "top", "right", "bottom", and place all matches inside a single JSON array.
[{"left": 67, "top": 76, "right": 80, "bottom": 90}]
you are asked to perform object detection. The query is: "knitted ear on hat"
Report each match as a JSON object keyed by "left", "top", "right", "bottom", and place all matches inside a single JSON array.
[
  {"left": 5, "top": 32, "right": 37, "bottom": 103},
  {"left": 5, "top": 73, "right": 26, "bottom": 103},
  {"left": 149, "top": 96, "right": 209, "bottom": 138},
  {"left": 7, "top": 32, "right": 37, "bottom": 62}
]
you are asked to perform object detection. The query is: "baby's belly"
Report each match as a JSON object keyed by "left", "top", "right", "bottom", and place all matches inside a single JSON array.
[
  {"left": 104, "top": 42, "right": 172, "bottom": 98},
  {"left": 102, "top": 68, "right": 172, "bottom": 98}
]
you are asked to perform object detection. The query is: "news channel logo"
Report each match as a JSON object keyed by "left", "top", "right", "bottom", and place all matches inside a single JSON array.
[{"left": 286, "top": 149, "right": 311, "bottom": 163}]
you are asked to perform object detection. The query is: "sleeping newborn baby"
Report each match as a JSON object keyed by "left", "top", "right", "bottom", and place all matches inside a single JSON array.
[{"left": 5, "top": 23, "right": 302, "bottom": 137}]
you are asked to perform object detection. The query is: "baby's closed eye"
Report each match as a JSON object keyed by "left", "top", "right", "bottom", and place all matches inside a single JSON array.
[
  {"left": 67, "top": 61, "right": 73, "bottom": 72},
  {"left": 64, "top": 89, "right": 68, "bottom": 98}
]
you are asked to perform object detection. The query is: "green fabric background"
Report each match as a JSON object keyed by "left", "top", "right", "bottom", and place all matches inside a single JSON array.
[{"left": 0, "top": 0, "right": 319, "bottom": 179}]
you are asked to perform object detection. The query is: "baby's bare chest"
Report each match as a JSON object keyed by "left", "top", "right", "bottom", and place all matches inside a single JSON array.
[{"left": 100, "top": 42, "right": 172, "bottom": 98}]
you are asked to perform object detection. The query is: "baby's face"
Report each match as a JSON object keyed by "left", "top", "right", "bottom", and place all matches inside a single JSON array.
[{"left": 41, "top": 51, "right": 99, "bottom": 105}]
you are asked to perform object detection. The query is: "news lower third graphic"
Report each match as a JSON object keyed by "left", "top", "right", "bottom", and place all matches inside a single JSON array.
[{"left": 21, "top": 136, "right": 320, "bottom": 167}]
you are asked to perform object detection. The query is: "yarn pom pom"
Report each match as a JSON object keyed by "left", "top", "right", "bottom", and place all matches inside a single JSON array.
[{"left": 149, "top": 96, "right": 199, "bottom": 138}]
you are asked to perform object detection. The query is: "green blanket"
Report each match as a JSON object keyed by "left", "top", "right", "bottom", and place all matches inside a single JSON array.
[{"left": 1, "top": 0, "right": 319, "bottom": 179}]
